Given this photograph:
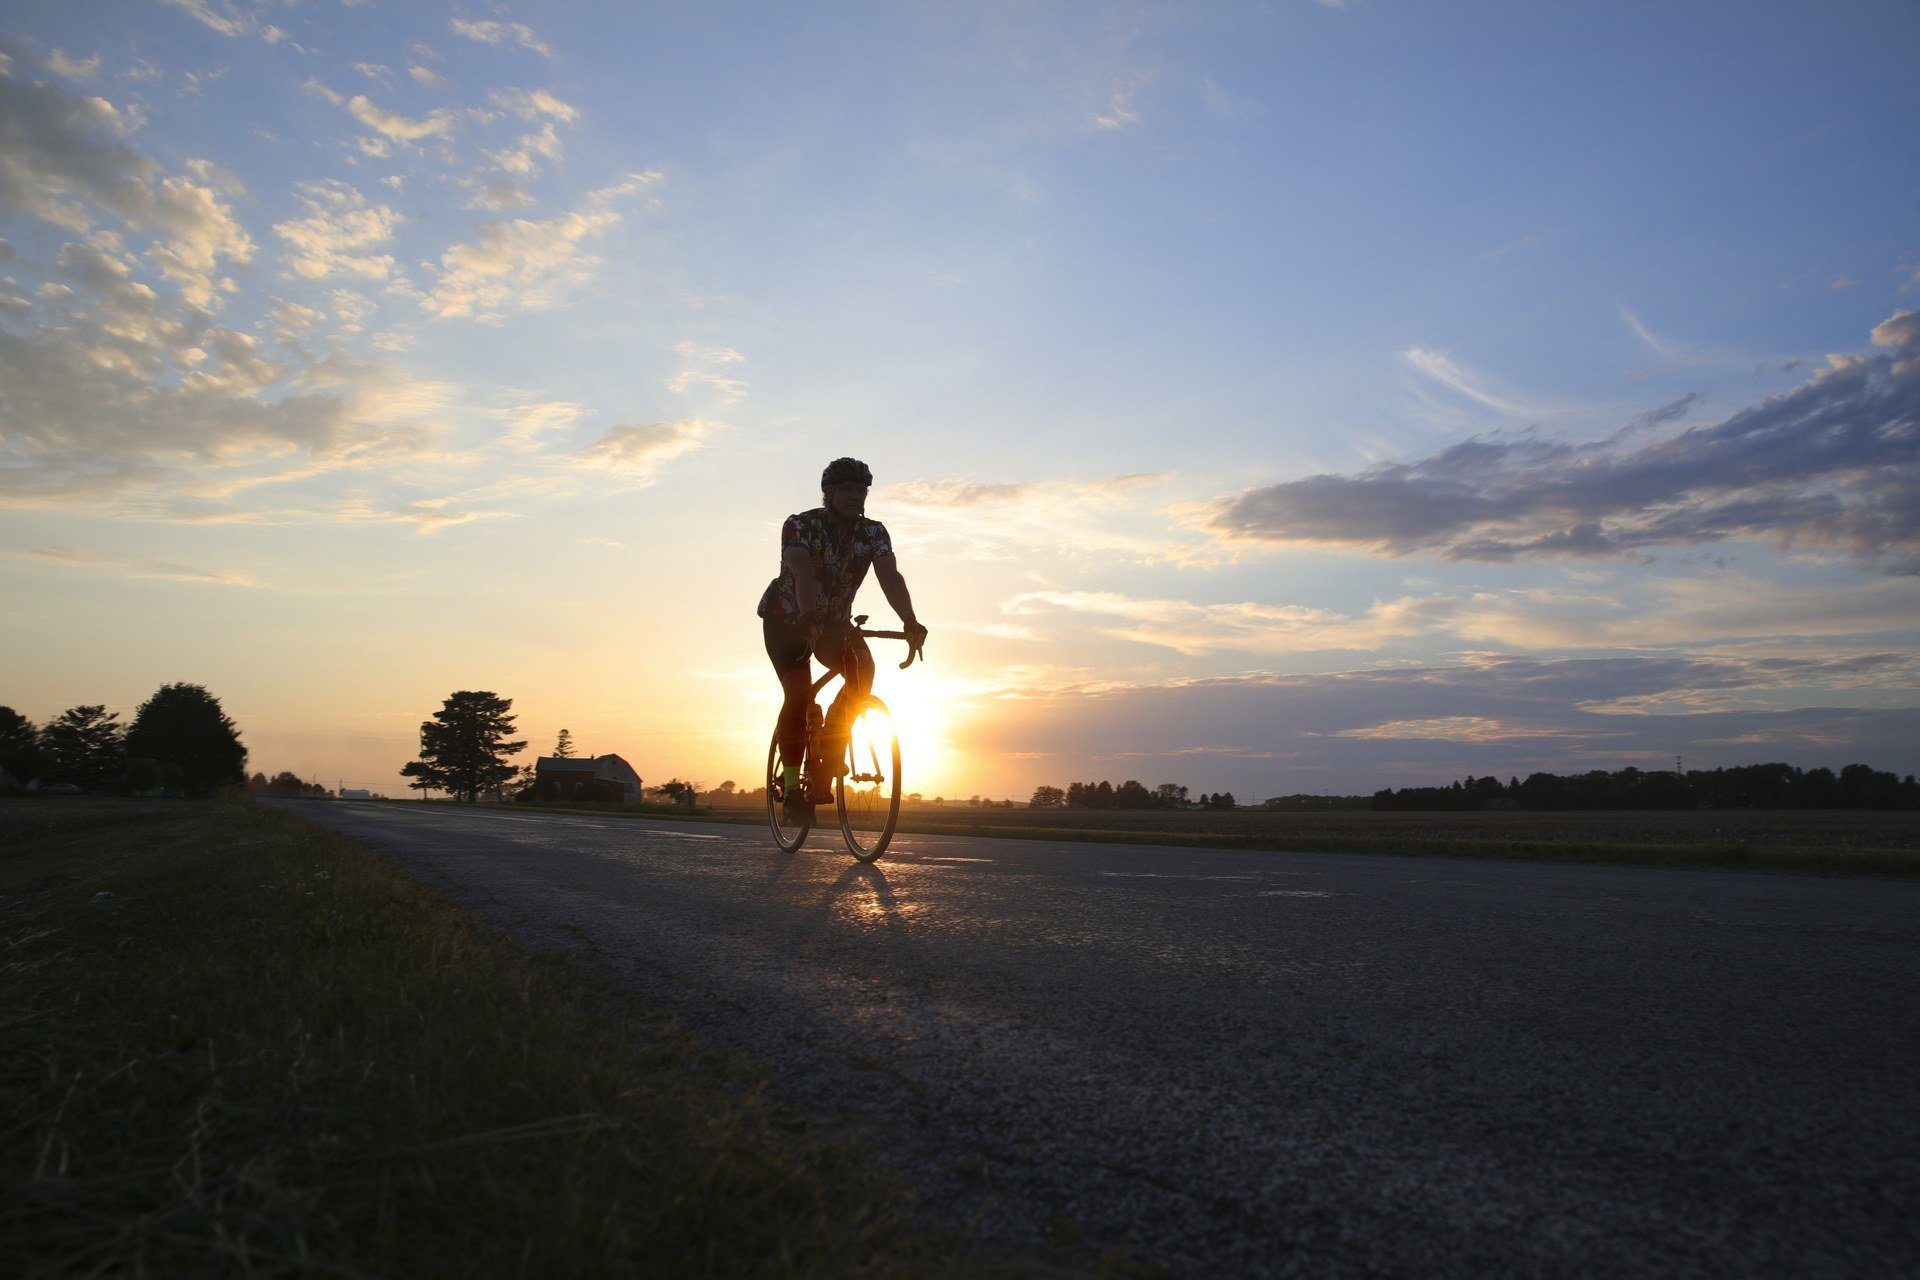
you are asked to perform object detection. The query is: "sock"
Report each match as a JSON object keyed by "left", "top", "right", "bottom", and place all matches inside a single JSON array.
[{"left": 782, "top": 762, "right": 799, "bottom": 789}]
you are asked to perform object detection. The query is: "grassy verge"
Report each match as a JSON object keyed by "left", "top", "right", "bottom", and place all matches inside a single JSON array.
[
  {"left": 0, "top": 796, "right": 952, "bottom": 1276},
  {"left": 502, "top": 800, "right": 1919, "bottom": 876}
]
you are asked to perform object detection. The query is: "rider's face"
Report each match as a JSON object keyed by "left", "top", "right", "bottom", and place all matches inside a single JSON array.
[{"left": 824, "top": 482, "right": 868, "bottom": 520}]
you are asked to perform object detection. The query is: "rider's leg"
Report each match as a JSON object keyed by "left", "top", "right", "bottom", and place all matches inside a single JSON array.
[
  {"left": 816, "top": 632, "right": 874, "bottom": 785},
  {"left": 763, "top": 617, "right": 813, "bottom": 792}
]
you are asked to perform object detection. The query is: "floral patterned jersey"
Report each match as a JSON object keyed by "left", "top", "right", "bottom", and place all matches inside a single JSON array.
[{"left": 756, "top": 508, "right": 894, "bottom": 625}]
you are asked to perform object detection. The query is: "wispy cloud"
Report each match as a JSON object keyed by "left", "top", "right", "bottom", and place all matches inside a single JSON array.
[
  {"left": 43, "top": 49, "right": 101, "bottom": 82},
  {"left": 1004, "top": 587, "right": 1459, "bottom": 656},
  {"left": 22, "top": 545, "right": 256, "bottom": 586},
  {"left": 161, "top": 0, "right": 287, "bottom": 43},
  {"left": 1401, "top": 347, "right": 1542, "bottom": 416},
  {"left": 575, "top": 419, "right": 711, "bottom": 485},
  {"left": 423, "top": 173, "right": 660, "bottom": 321},
  {"left": 449, "top": 18, "right": 552, "bottom": 59},
  {"left": 884, "top": 472, "right": 1202, "bottom": 563}
]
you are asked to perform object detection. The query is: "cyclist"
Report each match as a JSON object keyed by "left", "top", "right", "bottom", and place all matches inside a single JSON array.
[{"left": 759, "top": 457, "right": 928, "bottom": 820}]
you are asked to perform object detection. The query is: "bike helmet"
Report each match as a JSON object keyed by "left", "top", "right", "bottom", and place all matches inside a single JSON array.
[{"left": 820, "top": 456, "right": 873, "bottom": 489}]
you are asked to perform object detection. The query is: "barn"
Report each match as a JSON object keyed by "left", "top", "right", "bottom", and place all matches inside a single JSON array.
[{"left": 533, "top": 753, "right": 642, "bottom": 802}]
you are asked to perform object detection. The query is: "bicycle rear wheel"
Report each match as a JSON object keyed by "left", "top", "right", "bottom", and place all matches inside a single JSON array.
[
  {"left": 765, "top": 727, "right": 809, "bottom": 853},
  {"left": 836, "top": 695, "right": 901, "bottom": 862}
]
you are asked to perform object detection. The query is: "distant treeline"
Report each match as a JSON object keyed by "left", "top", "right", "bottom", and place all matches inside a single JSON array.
[
  {"left": 1030, "top": 782, "right": 1239, "bottom": 810},
  {"left": 245, "top": 771, "right": 331, "bottom": 799},
  {"left": 1372, "top": 763, "right": 1920, "bottom": 811}
]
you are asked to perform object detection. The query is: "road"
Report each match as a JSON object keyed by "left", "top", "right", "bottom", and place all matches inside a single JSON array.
[{"left": 280, "top": 801, "right": 1920, "bottom": 1277}]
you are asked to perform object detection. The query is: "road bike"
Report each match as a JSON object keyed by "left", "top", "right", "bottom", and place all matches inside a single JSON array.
[{"left": 765, "top": 615, "right": 923, "bottom": 862}]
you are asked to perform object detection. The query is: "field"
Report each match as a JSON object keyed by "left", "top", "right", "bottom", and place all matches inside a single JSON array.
[
  {"left": 889, "top": 803, "right": 1920, "bottom": 849},
  {"left": 0, "top": 796, "right": 962, "bottom": 1276},
  {"left": 683, "top": 799, "right": 1920, "bottom": 874}
]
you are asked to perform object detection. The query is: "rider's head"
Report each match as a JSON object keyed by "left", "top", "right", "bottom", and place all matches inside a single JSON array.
[{"left": 820, "top": 456, "right": 872, "bottom": 519}]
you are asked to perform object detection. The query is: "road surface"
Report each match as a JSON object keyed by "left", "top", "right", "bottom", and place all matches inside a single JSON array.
[{"left": 280, "top": 801, "right": 1920, "bottom": 1277}]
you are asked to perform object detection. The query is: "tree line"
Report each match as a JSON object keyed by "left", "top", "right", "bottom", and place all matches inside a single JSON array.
[
  {"left": 1371, "top": 762, "right": 1920, "bottom": 811},
  {"left": 1028, "top": 781, "right": 1239, "bottom": 810},
  {"left": 0, "top": 684, "right": 248, "bottom": 797}
]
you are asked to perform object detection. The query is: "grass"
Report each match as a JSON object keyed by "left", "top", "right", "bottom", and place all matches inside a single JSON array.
[
  {"left": 501, "top": 798, "right": 1920, "bottom": 876},
  {"left": 0, "top": 795, "right": 961, "bottom": 1277}
]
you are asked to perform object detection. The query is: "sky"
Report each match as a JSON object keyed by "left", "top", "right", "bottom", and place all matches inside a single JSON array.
[{"left": 2, "top": 0, "right": 1917, "bottom": 801}]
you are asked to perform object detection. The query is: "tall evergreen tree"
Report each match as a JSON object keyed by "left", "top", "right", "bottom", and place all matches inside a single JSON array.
[
  {"left": 553, "top": 728, "right": 576, "bottom": 758},
  {"left": 126, "top": 683, "right": 248, "bottom": 796},
  {"left": 41, "top": 706, "right": 126, "bottom": 788},
  {"left": 408, "top": 691, "right": 526, "bottom": 803},
  {"left": 0, "top": 706, "right": 45, "bottom": 783}
]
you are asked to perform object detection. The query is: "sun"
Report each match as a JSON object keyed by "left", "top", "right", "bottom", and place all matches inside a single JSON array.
[{"left": 859, "top": 667, "right": 955, "bottom": 799}]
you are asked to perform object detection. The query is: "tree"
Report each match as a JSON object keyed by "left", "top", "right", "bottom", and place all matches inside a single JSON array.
[
  {"left": 0, "top": 707, "right": 46, "bottom": 783},
  {"left": 1154, "top": 782, "right": 1189, "bottom": 809},
  {"left": 41, "top": 706, "right": 126, "bottom": 789},
  {"left": 655, "top": 778, "right": 698, "bottom": 806},
  {"left": 395, "top": 760, "right": 432, "bottom": 800},
  {"left": 407, "top": 691, "right": 526, "bottom": 803},
  {"left": 1029, "top": 785, "right": 1065, "bottom": 808},
  {"left": 553, "top": 728, "right": 576, "bottom": 758},
  {"left": 125, "top": 683, "right": 248, "bottom": 796}
]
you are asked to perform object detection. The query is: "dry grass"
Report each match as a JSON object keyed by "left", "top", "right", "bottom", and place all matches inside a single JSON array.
[{"left": 0, "top": 796, "right": 961, "bottom": 1277}]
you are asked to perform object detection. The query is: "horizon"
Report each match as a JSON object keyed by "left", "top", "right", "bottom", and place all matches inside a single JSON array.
[{"left": 3, "top": 1, "right": 1918, "bottom": 800}]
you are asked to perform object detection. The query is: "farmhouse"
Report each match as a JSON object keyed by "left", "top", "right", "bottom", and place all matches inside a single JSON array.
[{"left": 534, "top": 753, "right": 643, "bottom": 802}]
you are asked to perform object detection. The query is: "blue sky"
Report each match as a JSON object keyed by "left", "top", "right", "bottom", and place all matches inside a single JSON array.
[{"left": 2, "top": 1, "right": 1917, "bottom": 798}]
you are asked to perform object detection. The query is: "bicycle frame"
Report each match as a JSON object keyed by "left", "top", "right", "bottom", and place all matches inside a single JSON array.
[{"left": 767, "top": 614, "right": 922, "bottom": 861}]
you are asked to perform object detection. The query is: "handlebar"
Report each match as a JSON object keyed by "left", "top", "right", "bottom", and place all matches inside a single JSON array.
[{"left": 851, "top": 615, "right": 926, "bottom": 669}]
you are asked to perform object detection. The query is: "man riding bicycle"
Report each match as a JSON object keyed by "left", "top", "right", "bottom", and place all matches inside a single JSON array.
[{"left": 759, "top": 457, "right": 928, "bottom": 821}]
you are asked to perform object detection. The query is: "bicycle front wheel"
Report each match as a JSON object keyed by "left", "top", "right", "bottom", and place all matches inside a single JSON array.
[
  {"left": 765, "top": 726, "right": 809, "bottom": 853},
  {"left": 836, "top": 695, "right": 901, "bottom": 862}
]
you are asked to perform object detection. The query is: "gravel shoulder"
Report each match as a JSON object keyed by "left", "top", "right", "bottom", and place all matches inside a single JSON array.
[{"left": 281, "top": 800, "right": 1920, "bottom": 1277}]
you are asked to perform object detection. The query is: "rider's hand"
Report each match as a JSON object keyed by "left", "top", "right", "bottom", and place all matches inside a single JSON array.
[{"left": 904, "top": 619, "right": 929, "bottom": 651}]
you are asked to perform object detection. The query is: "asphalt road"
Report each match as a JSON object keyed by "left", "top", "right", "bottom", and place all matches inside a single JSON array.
[{"left": 280, "top": 801, "right": 1920, "bottom": 1277}]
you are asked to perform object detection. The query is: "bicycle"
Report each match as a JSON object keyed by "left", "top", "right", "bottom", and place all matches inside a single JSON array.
[{"left": 765, "top": 614, "right": 923, "bottom": 862}]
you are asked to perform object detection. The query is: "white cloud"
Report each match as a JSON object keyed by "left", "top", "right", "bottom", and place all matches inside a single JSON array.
[
  {"left": 449, "top": 18, "right": 552, "bottom": 58},
  {"left": 44, "top": 50, "right": 101, "bottom": 82},
  {"left": 0, "top": 63, "right": 252, "bottom": 307},
  {"left": 346, "top": 94, "right": 460, "bottom": 143},
  {"left": 576, "top": 419, "right": 710, "bottom": 484},
  {"left": 423, "top": 172, "right": 659, "bottom": 321},
  {"left": 160, "top": 0, "right": 287, "bottom": 44},
  {"left": 409, "top": 64, "right": 450, "bottom": 90},
  {"left": 488, "top": 87, "right": 577, "bottom": 122},
  {"left": 146, "top": 173, "right": 256, "bottom": 308},
  {"left": 273, "top": 180, "right": 401, "bottom": 281},
  {"left": 493, "top": 400, "right": 584, "bottom": 450}
]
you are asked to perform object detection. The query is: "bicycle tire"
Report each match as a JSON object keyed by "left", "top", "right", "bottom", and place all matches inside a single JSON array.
[
  {"left": 836, "top": 695, "right": 901, "bottom": 862},
  {"left": 765, "top": 727, "right": 809, "bottom": 853}
]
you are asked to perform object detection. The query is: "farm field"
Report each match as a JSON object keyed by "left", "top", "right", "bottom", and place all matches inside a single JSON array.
[{"left": 879, "top": 804, "right": 1920, "bottom": 850}]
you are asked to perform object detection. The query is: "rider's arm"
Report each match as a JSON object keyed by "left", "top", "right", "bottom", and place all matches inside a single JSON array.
[
  {"left": 873, "top": 555, "right": 923, "bottom": 635},
  {"left": 784, "top": 544, "right": 824, "bottom": 620}
]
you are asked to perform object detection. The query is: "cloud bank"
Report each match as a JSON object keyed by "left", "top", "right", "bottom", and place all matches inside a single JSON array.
[{"left": 1207, "top": 315, "right": 1920, "bottom": 573}]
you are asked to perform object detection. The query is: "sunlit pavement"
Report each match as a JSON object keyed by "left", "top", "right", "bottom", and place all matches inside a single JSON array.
[{"left": 276, "top": 800, "right": 1920, "bottom": 1277}]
